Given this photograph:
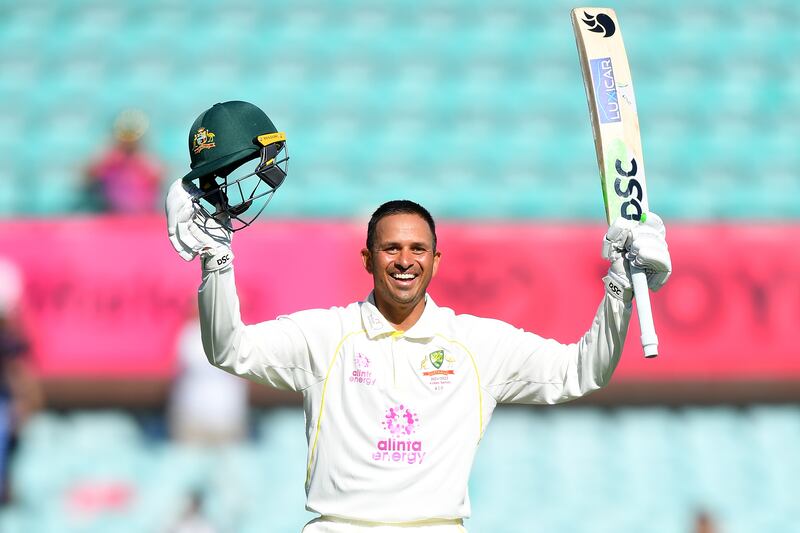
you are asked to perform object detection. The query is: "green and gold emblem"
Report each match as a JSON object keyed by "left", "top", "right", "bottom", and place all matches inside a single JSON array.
[
  {"left": 429, "top": 350, "right": 444, "bottom": 369},
  {"left": 192, "top": 127, "right": 216, "bottom": 154}
]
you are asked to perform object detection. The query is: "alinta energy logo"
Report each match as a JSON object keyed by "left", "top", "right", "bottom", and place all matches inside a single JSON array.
[
  {"left": 371, "top": 404, "right": 426, "bottom": 465},
  {"left": 581, "top": 11, "right": 616, "bottom": 38},
  {"left": 350, "top": 352, "right": 375, "bottom": 386}
]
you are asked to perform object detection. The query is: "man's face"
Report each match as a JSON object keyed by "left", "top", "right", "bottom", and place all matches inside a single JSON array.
[{"left": 361, "top": 213, "right": 441, "bottom": 314}]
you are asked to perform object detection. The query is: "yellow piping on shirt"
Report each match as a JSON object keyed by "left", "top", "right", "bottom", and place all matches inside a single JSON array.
[
  {"left": 434, "top": 333, "right": 485, "bottom": 443},
  {"left": 305, "top": 329, "right": 366, "bottom": 488}
]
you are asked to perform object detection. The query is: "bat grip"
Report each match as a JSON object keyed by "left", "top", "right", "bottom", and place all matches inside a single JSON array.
[{"left": 631, "top": 266, "right": 658, "bottom": 358}]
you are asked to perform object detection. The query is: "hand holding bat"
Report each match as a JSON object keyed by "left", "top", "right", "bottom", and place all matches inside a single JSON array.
[
  {"left": 572, "top": 7, "right": 666, "bottom": 357},
  {"left": 602, "top": 213, "right": 672, "bottom": 300}
]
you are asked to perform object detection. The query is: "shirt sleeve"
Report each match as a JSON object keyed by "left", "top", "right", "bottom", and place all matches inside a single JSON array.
[
  {"left": 475, "top": 293, "right": 631, "bottom": 405},
  {"left": 197, "top": 264, "right": 328, "bottom": 392}
]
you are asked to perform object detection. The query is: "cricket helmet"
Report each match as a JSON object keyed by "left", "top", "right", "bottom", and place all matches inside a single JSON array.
[{"left": 183, "top": 100, "right": 288, "bottom": 231}]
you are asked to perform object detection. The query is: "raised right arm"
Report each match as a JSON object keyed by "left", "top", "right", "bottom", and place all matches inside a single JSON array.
[
  {"left": 198, "top": 265, "right": 322, "bottom": 392},
  {"left": 167, "top": 177, "right": 323, "bottom": 392}
]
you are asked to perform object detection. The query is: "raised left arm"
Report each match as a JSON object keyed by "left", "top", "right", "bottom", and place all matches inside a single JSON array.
[{"left": 478, "top": 213, "right": 671, "bottom": 404}]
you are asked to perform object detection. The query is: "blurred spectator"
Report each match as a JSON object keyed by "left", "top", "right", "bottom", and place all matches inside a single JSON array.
[
  {"left": 166, "top": 490, "right": 219, "bottom": 533},
  {"left": 0, "top": 258, "right": 43, "bottom": 505},
  {"left": 693, "top": 509, "right": 718, "bottom": 533},
  {"left": 82, "top": 109, "right": 163, "bottom": 213},
  {"left": 167, "top": 315, "right": 249, "bottom": 445}
]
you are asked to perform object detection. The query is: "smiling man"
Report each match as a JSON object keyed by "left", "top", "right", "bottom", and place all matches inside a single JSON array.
[
  {"left": 165, "top": 102, "right": 673, "bottom": 533},
  {"left": 362, "top": 202, "right": 441, "bottom": 331}
]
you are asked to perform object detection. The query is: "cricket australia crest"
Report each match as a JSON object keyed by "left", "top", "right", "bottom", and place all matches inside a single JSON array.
[
  {"left": 429, "top": 350, "right": 444, "bottom": 369},
  {"left": 419, "top": 349, "right": 457, "bottom": 392}
]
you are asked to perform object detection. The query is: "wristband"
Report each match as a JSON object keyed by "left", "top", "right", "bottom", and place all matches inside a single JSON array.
[
  {"left": 603, "top": 271, "right": 633, "bottom": 303},
  {"left": 201, "top": 247, "right": 234, "bottom": 272}
]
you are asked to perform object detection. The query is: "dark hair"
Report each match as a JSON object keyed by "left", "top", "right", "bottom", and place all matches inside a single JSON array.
[{"left": 366, "top": 200, "right": 437, "bottom": 251}]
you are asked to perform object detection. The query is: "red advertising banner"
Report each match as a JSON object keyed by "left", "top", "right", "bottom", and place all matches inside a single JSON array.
[{"left": 0, "top": 217, "right": 797, "bottom": 382}]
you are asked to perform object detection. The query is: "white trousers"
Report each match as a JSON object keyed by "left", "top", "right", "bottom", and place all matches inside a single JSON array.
[{"left": 303, "top": 516, "right": 467, "bottom": 532}]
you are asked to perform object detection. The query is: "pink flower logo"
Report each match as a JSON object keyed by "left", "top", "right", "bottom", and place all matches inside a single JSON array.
[
  {"left": 382, "top": 405, "right": 419, "bottom": 435},
  {"left": 355, "top": 353, "right": 370, "bottom": 369}
]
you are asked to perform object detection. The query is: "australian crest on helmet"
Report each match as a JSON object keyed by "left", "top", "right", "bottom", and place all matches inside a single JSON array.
[{"left": 192, "top": 127, "right": 216, "bottom": 154}]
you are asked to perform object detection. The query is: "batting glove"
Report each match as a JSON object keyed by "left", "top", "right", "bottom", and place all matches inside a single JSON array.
[
  {"left": 165, "top": 178, "right": 233, "bottom": 272},
  {"left": 602, "top": 212, "right": 672, "bottom": 301}
]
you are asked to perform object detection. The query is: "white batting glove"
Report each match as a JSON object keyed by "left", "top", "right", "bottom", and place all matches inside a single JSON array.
[
  {"left": 628, "top": 213, "right": 671, "bottom": 290},
  {"left": 165, "top": 178, "right": 233, "bottom": 271},
  {"left": 602, "top": 213, "right": 672, "bottom": 301}
]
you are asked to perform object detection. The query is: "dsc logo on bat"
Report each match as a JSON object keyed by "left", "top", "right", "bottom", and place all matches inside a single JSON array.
[{"left": 614, "top": 156, "right": 643, "bottom": 221}]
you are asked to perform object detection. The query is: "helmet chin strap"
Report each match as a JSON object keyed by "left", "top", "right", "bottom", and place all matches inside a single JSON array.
[
  {"left": 225, "top": 188, "right": 278, "bottom": 232},
  {"left": 199, "top": 174, "right": 235, "bottom": 215},
  {"left": 257, "top": 141, "right": 288, "bottom": 189}
]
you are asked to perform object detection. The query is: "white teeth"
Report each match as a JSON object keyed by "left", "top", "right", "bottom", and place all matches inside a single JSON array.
[{"left": 393, "top": 273, "right": 416, "bottom": 280}]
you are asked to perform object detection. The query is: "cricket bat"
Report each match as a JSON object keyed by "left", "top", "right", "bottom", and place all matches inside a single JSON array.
[{"left": 571, "top": 7, "right": 659, "bottom": 358}]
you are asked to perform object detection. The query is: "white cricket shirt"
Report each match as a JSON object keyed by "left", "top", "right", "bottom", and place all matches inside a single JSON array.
[{"left": 198, "top": 265, "right": 631, "bottom": 524}]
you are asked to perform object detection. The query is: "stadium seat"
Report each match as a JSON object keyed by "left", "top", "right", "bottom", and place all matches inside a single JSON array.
[
  {"left": 7, "top": 406, "right": 800, "bottom": 532},
  {"left": 0, "top": 1, "right": 796, "bottom": 218}
]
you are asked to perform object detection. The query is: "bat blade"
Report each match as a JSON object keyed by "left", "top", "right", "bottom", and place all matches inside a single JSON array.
[{"left": 571, "top": 7, "right": 659, "bottom": 358}]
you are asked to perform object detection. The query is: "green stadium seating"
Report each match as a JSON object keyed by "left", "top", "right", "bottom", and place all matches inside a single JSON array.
[
  {"left": 7, "top": 406, "right": 800, "bottom": 532},
  {"left": 0, "top": 1, "right": 797, "bottom": 219}
]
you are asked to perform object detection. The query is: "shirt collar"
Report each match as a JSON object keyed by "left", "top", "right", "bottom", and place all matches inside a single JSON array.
[{"left": 360, "top": 292, "right": 440, "bottom": 340}]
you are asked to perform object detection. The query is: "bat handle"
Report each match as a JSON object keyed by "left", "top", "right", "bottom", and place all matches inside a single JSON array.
[{"left": 631, "top": 266, "right": 658, "bottom": 358}]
